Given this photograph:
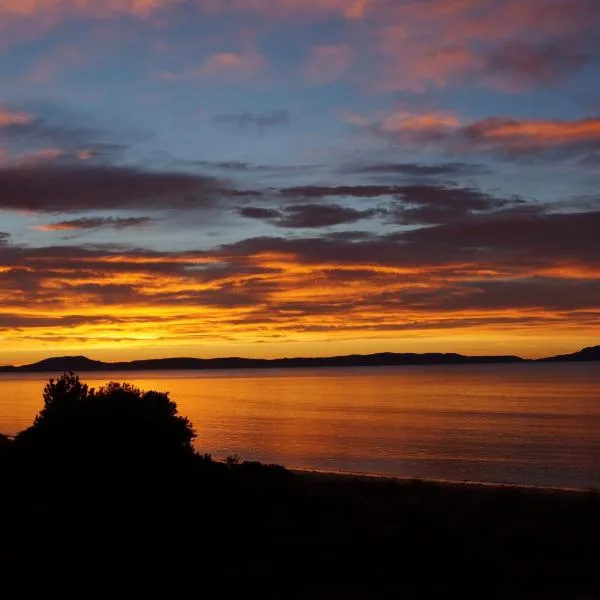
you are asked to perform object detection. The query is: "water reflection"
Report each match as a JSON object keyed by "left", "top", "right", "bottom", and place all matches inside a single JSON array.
[{"left": 1, "top": 363, "right": 598, "bottom": 487}]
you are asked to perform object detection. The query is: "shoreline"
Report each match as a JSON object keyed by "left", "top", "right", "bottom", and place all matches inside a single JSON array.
[{"left": 291, "top": 466, "right": 596, "bottom": 495}]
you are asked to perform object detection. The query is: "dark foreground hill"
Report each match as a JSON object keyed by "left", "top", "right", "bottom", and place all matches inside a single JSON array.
[
  {"left": 0, "top": 345, "right": 598, "bottom": 373},
  {"left": 1, "top": 451, "right": 599, "bottom": 595}
]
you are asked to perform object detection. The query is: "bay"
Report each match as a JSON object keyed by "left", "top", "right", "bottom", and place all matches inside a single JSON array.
[{"left": 0, "top": 362, "right": 598, "bottom": 488}]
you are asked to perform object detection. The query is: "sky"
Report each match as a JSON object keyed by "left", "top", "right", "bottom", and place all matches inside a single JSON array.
[{"left": 0, "top": 0, "right": 599, "bottom": 364}]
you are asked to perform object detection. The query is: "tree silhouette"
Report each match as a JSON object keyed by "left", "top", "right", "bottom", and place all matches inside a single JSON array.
[{"left": 16, "top": 373, "right": 196, "bottom": 465}]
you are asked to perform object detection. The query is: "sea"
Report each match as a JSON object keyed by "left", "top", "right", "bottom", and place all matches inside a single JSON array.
[{"left": 0, "top": 362, "right": 598, "bottom": 489}]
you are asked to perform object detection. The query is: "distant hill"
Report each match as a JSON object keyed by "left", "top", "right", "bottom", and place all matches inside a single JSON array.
[
  {"left": 539, "top": 345, "right": 600, "bottom": 363},
  {"left": 0, "top": 346, "right": 596, "bottom": 373},
  {"left": 1, "top": 351, "right": 523, "bottom": 373}
]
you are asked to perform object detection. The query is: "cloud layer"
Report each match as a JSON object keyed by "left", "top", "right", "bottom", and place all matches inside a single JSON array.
[{"left": 0, "top": 0, "right": 599, "bottom": 360}]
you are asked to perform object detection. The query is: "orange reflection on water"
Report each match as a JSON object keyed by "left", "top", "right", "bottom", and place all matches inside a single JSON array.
[{"left": 1, "top": 363, "right": 599, "bottom": 487}]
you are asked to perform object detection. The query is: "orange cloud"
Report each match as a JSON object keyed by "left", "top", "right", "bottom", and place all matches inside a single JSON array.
[
  {"left": 377, "top": 25, "right": 481, "bottom": 91},
  {"left": 0, "top": 107, "right": 33, "bottom": 127},
  {"left": 357, "top": 106, "right": 462, "bottom": 144},
  {"left": 161, "top": 50, "right": 265, "bottom": 80},
  {"left": 0, "top": 242, "right": 598, "bottom": 360},
  {"left": 463, "top": 117, "right": 600, "bottom": 151},
  {"left": 379, "top": 109, "right": 460, "bottom": 135},
  {"left": 199, "top": 51, "right": 265, "bottom": 76},
  {"left": 371, "top": 107, "right": 600, "bottom": 157}
]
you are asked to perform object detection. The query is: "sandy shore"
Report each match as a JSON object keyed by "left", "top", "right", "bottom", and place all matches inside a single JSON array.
[{"left": 291, "top": 466, "right": 595, "bottom": 495}]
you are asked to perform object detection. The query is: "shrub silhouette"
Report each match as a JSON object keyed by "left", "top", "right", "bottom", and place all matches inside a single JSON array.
[{"left": 16, "top": 372, "right": 196, "bottom": 466}]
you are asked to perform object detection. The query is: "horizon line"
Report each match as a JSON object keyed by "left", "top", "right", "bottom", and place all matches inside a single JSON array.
[{"left": 2, "top": 344, "right": 597, "bottom": 369}]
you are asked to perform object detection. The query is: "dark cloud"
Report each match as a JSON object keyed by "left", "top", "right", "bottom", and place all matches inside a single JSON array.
[
  {"left": 0, "top": 163, "right": 248, "bottom": 213},
  {"left": 323, "top": 231, "right": 374, "bottom": 241},
  {"left": 238, "top": 203, "right": 383, "bottom": 228},
  {"left": 344, "top": 162, "right": 490, "bottom": 177},
  {"left": 390, "top": 185, "right": 520, "bottom": 225},
  {"left": 0, "top": 232, "right": 9, "bottom": 245},
  {"left": 195, "top": 160, "right": 316, "bottom": 173},
  {"left": 223, "top": 206, "right": 600, "bottom": 271},
  {"left": 213, "top": 109, "right": 291, "bottom": 131},
  {"left": 484, "top": 40, "right": 591, "bottom": 88},
  {"left": 278, "top": 183, "right": 519, "bottom": 225},
  {"left": 279, "top": 185, "right": 402, "bottom": 198},
  {"left": 238, "top": 207, "right": 282, "bottom": 220},
  {"left": 409, "top": 278, "right": 600, "bottom": 312},
  {"left": 0, "top": 313, "right": 134, "bottom": 330},
  {"left": 38, "top": 217, "right": 154, "bottom": 231},
  {"left": 197, "top": 161, "right": 254, "bottom": 171},
  {"left": 401, "top": 208, "right": 600, "bottom": 269}
]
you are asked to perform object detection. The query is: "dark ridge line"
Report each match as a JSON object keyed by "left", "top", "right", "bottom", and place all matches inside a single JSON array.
[{"left": 0, "top": 345, "right": 598, "bottom": 373}]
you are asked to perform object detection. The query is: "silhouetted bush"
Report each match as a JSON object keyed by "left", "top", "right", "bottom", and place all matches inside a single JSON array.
[{"left": 15, "top": 372, "right": 196, "bottom": 468}]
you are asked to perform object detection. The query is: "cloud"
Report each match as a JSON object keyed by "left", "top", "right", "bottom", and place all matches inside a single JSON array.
[
  {"left": 2, "top": 0, "right": 598, "bottom": 95},
  {"left": 238, "top": 203, "right": 383, "bottom": 228},
  {"left": 1, "top": 202, "right": 599, "bottom": 349},
  {"left": 0, "top": 107, "right": 34, "bottom": 127},
  {"left": 23, "top": 44, "right": 95, "bottom": 85},
  {"left": 162, "top": 50, "right": 265, "bottom": 80},
  {"left": 0, "top": 147, "right": 65, "bottom": 167},
  {"left": 306, "top": 45, "right": 352, "bottom": 83},
  {"left": 375, "top": 0, "right": 600, "bottom": 91},
  {"left": 459, "top": 116, "right": 600, "bottom": 155},
  {"left": 194, "top": 161, "right": 317, "bottom": 174},
  {"left": 370, "top": 107, "right": 600, "bottom": 160},
  {"left": 0, "top": 163, "right": 245, "bottom": 213},
  {"left": 280, "top": 185, "right": 403, "bottom": 199},
  {"left": 404, "top": 277, "right": 600, "bottom": 312},
  {"left": 223, "top": 206, "right": 600, "bottom": 272},
  {"left": 34, "top": 217, "right": 154, "bottom": 232},
  {"left": 483, "top": 40, "right": 591, "bottom": 90},
  {"left": 0, "top": 0, "right": 376, "bottom": 22},
  {"left": 213, "top": 110, "right": 291, "bottom": 131},
  {"left": 238, "top": 207, "right": 282, "bottom": 220},
  {"left": 377, "top": 31, "right": 480, "bottom": 91},
  {"left": 401, "top": 208, "right": 600, "bottom": 270},
  {"left": 0, "top": 104, "right": 134, "bottom": 169},
  {"left": 376, "top": 109, "right": 461, "bottom": 143},
  {"left": 344, "top": 162, "right": 489, "bottom": 178},
  {"left": 277, "top": 183, "right": 513, "bottom": 226},
  {"left": 389, "top": 185, "right": 519, "bottom": 225}
]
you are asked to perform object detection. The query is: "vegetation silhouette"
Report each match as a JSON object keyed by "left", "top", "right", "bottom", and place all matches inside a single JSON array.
[
  {"left": 17, "top": 372, "right": 195, "bottom": 460},
  {"left": 0, "top": 373, "right": 598, "bottom": 598}
]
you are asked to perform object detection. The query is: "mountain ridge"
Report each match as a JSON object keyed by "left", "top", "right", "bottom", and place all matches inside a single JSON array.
[{"left": 0, "top": 346, "right": 597, "bottom": 373}]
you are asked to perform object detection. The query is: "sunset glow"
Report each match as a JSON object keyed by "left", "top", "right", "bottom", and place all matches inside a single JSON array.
[{"left": 1, "top": 0, "right": 599, "bottom": 364}]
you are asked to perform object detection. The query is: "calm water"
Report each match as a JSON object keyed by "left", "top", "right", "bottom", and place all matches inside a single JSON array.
[{"left": 0, "top": 363, "right": 598, "bottom": 488}]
